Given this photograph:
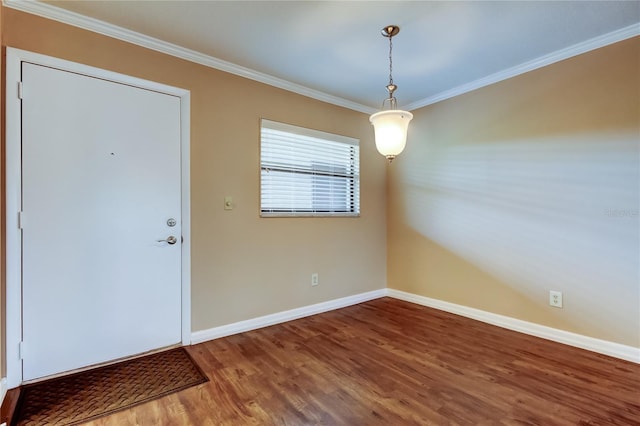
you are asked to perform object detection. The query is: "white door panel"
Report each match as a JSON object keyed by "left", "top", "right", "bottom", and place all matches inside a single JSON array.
[{"left": 22, "top": 62, "right": 182, "bottom": 381}]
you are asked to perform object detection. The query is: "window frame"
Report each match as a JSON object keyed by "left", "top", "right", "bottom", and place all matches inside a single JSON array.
[{"left": 260, "top": 119, "right": 360, "bottom": 218}]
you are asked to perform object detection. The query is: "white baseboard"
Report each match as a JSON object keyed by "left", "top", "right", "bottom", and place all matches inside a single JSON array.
[
  {"left": 191, "top": 289, "right": 386, "bottom": 344},
  {"left": 387, "top": 288, "right": 640, "bottom": 364},
  {"left": 0, "top": 377, "right": 7, "bottom": 408},
  {"left": 189, "top": 286, "right": 639, "bottom": 364}
]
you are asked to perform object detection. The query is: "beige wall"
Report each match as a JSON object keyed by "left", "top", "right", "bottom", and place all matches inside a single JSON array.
[
  {"left": 388, "top": 37, "right": 640, "bottom": 347},
  {"left": 1, "top": 6, "right": 387, "bottom": 344}
]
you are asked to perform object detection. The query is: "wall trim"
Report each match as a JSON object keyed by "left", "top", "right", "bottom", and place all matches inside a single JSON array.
[
  {"left": 191, "top": 289, "right": 386, "bottom": 344},
  {"left": 386, "top": 289, "right": 640, "bottom": 364},
  {"left": 403, "top": 23, "right": 640, "bottom": 111},
  {"left": 2, "top": 0, "right": 375, "bottom": 115},
  {"left": 5, "top": 1, "right": 638, "bottom": 114},
  {"left": 4, "top": 279, "right": 635, "bottom": 384},
  {"left": 191, "top": 287, "right": 639, "bottom": 364}
]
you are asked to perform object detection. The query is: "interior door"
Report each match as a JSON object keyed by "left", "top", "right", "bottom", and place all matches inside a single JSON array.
[{"left": 21, "top": 62, "right": 183, "bottom": 381}]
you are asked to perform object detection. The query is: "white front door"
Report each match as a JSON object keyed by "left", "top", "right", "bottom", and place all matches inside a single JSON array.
[{"left": 21, "top": 62, "right": 183, "bottom": 381}]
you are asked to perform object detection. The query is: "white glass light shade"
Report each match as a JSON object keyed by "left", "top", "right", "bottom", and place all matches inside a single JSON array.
[{"left": 369, "top": 109, "right": 413, "bottom": 161}]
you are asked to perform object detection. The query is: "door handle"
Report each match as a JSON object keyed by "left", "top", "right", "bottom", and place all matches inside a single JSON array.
[{"left": 157, "top": 236, "right": 178, "bottom": 245}]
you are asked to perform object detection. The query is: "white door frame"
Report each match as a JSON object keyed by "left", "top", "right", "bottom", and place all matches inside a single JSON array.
[{"left": 5, "top": 48, "right": 192, "bottom": 388}]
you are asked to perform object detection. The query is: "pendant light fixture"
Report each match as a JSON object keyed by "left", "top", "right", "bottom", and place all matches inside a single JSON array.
[{"left": 369, "top": 25, "right": 413, "bottom": 162}]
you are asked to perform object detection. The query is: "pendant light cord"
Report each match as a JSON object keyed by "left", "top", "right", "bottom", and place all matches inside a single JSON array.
[
  {"left": 380, "top": 26, "right": 399, "bottom": 109},
  {"left": 388, "top": 35, "right": 394, "bottom": 86}
]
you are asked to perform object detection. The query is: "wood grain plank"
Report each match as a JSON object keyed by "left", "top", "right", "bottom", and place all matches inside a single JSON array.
[{"left": 78, "top": 298, "right": 639, "bottom": 425}]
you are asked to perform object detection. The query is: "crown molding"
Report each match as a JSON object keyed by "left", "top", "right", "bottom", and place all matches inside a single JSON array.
[
  {"left": 404, "top": 23, "right": 640, "bottom": 111},
  {"left": 5, "top": 1, "right": 637, "bottom": 114},
  {"left": 3, "top": 0, "right": 376, "bottom": 115}
]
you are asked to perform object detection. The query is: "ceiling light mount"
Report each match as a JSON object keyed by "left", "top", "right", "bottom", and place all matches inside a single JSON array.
[
  {"left": 381, "top": 25, "right": 400, "bottom": 38},
  {"left": 369, "top": 24, "right": 413, "bottom": 163}
]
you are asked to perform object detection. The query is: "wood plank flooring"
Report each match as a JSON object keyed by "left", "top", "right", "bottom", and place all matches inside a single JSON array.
[{"left": 83, "top": 298, "right": 639, "bottom": 424}]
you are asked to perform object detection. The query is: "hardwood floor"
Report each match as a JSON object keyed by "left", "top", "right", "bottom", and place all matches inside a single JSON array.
[{"left": 83, "top": 297, "right": 639, "bottom": 425}]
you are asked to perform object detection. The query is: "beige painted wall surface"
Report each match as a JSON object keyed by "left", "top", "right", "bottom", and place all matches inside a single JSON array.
[
  {"left": 388, "top": 37, "right": 640, "bottom": 347},
  {"left": 2, "top": 8, "right": 387, "bottom": 334}
]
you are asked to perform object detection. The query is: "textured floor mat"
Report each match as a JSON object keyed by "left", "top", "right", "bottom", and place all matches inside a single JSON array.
[{"left": 14, "top": 347, "right": 208, "bottom": 425}]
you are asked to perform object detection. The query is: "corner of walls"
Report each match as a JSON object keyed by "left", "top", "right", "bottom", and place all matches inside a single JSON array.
[{"left": 190, "top": 286, "right": 640, "bottom": 364}]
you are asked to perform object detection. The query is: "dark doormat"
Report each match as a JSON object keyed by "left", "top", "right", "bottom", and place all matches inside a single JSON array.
[{"left": 13, "top": 347, "right": 208, "bottom": 425}]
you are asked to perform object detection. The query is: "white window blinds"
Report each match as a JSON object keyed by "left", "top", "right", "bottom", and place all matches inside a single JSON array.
[{"left": 260, "top": 119, "right": 360, "bottom": 217}]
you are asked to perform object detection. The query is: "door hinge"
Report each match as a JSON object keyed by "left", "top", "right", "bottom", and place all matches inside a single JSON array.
[
  {"left": 19, "top": 341, "right": 24, "bottom": 360},
  {"left": 18, "top": 81, "right": 23, "bottom": 100},
  {"left": 18, "top": 211, "right": 25, "bottom": 229}
]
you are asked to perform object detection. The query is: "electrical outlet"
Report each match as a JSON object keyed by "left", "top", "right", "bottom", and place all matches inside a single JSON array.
[
  {"left": 549, "top": 290, "right": 563, "bottom": 308},
  {"left": 311, "top": 273, "right": 319, "bottom": 286}
]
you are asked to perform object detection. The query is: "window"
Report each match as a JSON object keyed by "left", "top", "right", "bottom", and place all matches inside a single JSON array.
[{"left": 260, "top": 119, "right": 360, "bottom": 217}]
